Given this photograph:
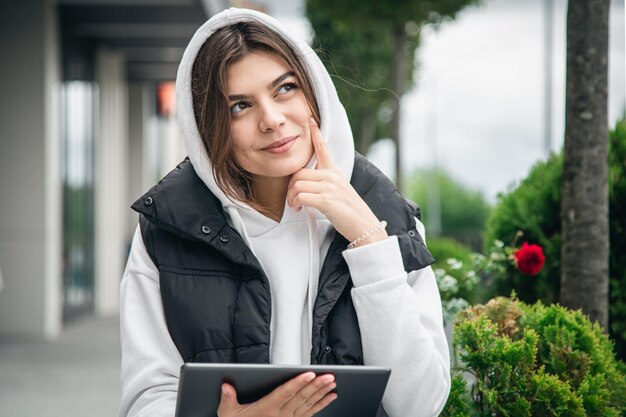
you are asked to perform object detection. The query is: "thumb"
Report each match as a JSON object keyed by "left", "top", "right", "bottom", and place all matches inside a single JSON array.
[
  {"left": 217, "top": 383, "right": 239, "bottom": 415},
  {"left": 309, "top": 117, "right": 333, "bottom": 170}
]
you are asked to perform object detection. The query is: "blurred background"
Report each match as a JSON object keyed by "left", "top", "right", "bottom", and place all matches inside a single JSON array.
[{"left": 0, "top": 0, "right": 623, "bottom": 415}]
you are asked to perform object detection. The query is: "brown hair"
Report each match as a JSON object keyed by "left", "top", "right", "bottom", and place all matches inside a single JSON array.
[{"left": 191, "top": 21, "right": 320, "bottom": 207}]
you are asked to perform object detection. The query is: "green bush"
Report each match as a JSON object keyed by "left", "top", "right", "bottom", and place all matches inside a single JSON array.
[
  {"left": 482, "top": 154, "right": 562, "bottom": 304},
  {"left": 483, "top": 119, "right": 626, "bottom": 358},
  {"left": 443, "top": 297, "right": 626, "bottom": 417},
  {"left": 408, "top": 169, "right": 491, "bottom": 250},
  {"left": 428, "top": 238, "right": 479, "bottom": 301},
  {"left": 428, "top": 237, "right": 474, "bottom": 267},
  {"left": 427, "top": 237, "right": 481, "bottom": 323},
  {"left": 608, "top": 119, "right": 626, "bottom": 359}
]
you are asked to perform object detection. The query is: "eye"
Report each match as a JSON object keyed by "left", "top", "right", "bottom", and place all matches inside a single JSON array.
[
  {"left": 277, "top": 82, "right": 298, "bottom": 95},
  {"left": 230, "top": 102, "right": 249, "bottom": 115}
]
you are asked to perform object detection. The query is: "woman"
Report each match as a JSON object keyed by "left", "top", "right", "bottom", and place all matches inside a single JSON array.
[{"left": 120, "top": 8, "right": 450, "bottom": 417}]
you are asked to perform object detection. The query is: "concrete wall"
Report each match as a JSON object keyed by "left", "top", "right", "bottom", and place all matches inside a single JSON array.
[
  {"left": 0, "top": 1, "right": 172, "bottom": 337},
  {"left": 95, "top": 49, "right": 128, "bottom": 317},
  {"left": 160, "top": 114, "right": 187, "bottom": 177},
  {"left": 127, "top": 83, "right": 147, "bottom": 240},
  {"left": 0, "top": 0, "right": 62, "bottom": 340},
  {"left": 127, "top": 83, "right": 187, "bottom": 241}
]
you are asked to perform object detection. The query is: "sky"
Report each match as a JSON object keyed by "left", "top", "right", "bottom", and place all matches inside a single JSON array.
[{"left": 258, "top": 0, "right": 625, "bottom": 203}]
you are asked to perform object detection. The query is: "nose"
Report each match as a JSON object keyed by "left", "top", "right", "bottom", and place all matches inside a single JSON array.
[{"left": 258, "top": 101, "right": 286, "bottom": 132}]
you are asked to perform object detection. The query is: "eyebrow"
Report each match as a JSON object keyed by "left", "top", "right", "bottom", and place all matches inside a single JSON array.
[{"left": 228, "top": 71, "right": 296, "bottom": 101}]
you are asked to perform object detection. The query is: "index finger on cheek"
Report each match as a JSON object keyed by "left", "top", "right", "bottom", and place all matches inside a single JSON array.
[
  {"left": 309, "top": 117, "right": 331, "bottom": 168},
  {"left": 309, "top": 117, "right": 321, "bottom": 143}
]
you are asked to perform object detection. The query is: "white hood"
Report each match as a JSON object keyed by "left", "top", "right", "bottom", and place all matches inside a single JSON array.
[{"left": 175, "top": 7, "right": 355, "bottom": 223}]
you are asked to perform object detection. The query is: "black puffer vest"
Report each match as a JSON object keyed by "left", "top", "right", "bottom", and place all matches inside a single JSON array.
[{"left": 132, "top": 153, "right": 435, "bottom": 415}]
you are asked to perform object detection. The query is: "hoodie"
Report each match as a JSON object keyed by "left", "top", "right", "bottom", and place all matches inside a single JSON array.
[{"left": 119, "top": 7, "right": 450, "bottom": 417}]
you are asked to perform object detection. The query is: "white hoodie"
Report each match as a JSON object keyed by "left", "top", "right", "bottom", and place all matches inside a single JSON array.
[{"left": 119, "top": 7, "right": 450, "bottom": 417}]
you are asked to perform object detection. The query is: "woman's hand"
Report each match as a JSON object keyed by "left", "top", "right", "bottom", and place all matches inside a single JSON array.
[
  {"left": 217, "top": 372, "right": 337, "bottom": 417},
  {"left": 287, "top": 118, "right": 388, "bottom": 247}
]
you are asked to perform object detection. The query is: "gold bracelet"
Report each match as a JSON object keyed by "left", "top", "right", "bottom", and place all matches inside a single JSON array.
[{"left": 347, "top": 221, "right": 387, "bottom": 249}]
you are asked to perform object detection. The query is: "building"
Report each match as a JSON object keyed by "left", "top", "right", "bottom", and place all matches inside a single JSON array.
[{"left": 0, "top": 0, "right": 230, "bottom": 340}]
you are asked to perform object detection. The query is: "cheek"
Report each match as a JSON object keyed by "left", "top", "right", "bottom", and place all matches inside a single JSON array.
[
  {"left": 231, "top": 143, "right": 255, "bottom": 168},
  {"left": 230, "top": 122, "right": 255, "bottom": 151},
  {"left": 229, "top": 128, "right": 254, "bottom": 164},
  {"left": 295, "top": 97, "right": 313, "bottom": 123}
]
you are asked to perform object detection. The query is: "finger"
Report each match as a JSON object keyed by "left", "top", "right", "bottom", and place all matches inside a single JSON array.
[
  {"left": 287, "top": 180, "right": 326, "bottom": 209},
  {"left": 305, "top": 392, "right": 338, "bottom": 417},
  {"left": 293, "top": 378, "right": 336, "bottom": 415},
  {"left": 217, "top": 383, "right": 239, "bottom": 416},
  {"left": 282, "top": 374, "right": 335, "bottom": 415},
  {"left": 290, "top": 192, "right": 322, "bottom": 212},
  {"left": 263, "top": 372, "right": 316, "bottom": 406},
  {"left": 286, "top": 168, "right": 329, "bottom": 205},
  {"left": 309, "top": 117, "right": 334, "bottom": 170},
  {"left": 287, "top": 168, "right": 322, "bottom": 193}
]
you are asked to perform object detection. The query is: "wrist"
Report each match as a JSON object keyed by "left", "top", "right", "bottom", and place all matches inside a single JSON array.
[
  {"left": 347, "top": 220, "right": 388, "bottom": 249},
  {"left": 357, "top": 228, "right": 388, "bottom": 247}
]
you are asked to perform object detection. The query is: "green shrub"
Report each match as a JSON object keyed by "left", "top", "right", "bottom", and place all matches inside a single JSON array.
[
  {"left": 408, "top": 169, "right": 491, "bottom": 250},
  {"left": 483, "top": 119, "right": 626, "bottom": 358},
  {"left": 443, "top": 297, "right": 626, "bottom": 416},
  {"left": 428, "top": 237, "right": 474, "bottom": 266},
  {"left": 441, "top": 374, "right": 471, "bottom": 417},
  {"left": 428, "top": 237, "right": 480, "bottom": 303},
  {"left": 482, "top": 154, "right": 562, "bottom": 304},
  {"left": 427, "top": 237, "right": 481, "bottom": 323},
  {"left": 608, "top": 119, "right": 626, "bottom": 358}
]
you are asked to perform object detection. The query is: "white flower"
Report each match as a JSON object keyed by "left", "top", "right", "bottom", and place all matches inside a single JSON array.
[
  {"left": 464, "top": 270, "right": 479, "bottom": 286},
  {"left": 446, "top": 258, "right": 463, "bottom": 270},
  {"left": 442, "top": 298, "right": 470, "bottom": 323},
  {"left": 437, "top": 274, "right": 459, "bottom": 293}
]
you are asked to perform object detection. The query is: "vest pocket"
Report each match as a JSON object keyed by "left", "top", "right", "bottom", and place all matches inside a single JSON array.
[
  {"left": 159, "top": 269, "right": 271, "bottom": 364},
  {"left": 159, "top": 270, "right": 239, "bottom": 362}
]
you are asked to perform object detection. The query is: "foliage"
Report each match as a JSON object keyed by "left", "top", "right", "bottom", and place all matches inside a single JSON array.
[
  {"left": 482, "top": 154, "right": 562, "bottom": 304},
  {"left": 306, "top": 0, "right": 482, "bottom": 154},
  {"left": 306, "top": 2, "right": 400, "bottom": 152},
  {"left": 428, "top": 237, "right": 474, "bottom": 268},
  {"left": 408, "top": 169, "right": 492, "bottom": 250},
  {"left": 443, "top": 296, "right": 626, "bottom": 416},
  {"left": 608, "top": 119, "right": 626, "bottom": 358},
  {"left": 428, "top": 237, "right": 480, "bottom": 321},
  {"left": 440, "top": 374, "right": 471, "bottom": 417},
  {"left": 460, "top": 236, "right": 547, "bottom": 307},
  {"left": 434, "top": 266, "right": 479, "bottom": 325},
  {"left": 483, "top": 118, "right": 626, "bottom": 358}
]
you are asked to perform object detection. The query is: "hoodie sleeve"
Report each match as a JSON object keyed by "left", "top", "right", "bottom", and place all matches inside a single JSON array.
[
  {"left": 119, "top": 226, "right": 183, "bottom": 417},
  {"left": 342, "top": 218, "right": 451, "bottom": 417}
]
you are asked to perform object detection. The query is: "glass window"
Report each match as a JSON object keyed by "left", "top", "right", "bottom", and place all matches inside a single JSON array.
[{"left": 60, "top": 81, "right": 96, "bottom": 321}]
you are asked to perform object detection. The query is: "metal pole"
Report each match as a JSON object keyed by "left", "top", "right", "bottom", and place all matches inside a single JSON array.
[
  {"left": 543, "top": 0, "right": 554, "bottom": 156},
  {"left": 426, "top": 74, "right": 442, "bottom": 236}
]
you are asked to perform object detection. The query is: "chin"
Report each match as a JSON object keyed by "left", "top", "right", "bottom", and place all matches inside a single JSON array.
[
  {"left": 255, "top": 158, "right": 310, "bottom": 178},
  {"left": 270, "top": 164, "right": 306, "bottom": 178}
]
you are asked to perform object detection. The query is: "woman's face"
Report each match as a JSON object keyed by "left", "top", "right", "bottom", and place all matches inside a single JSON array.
[{"left": 226, "top": 51, "right": 314, "bottom": 181}]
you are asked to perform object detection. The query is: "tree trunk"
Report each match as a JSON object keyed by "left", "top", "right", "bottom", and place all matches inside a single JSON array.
[
  {"left": 391, "top": 23, "right": 407, "bottom": 191},
  {"left": 560, "top": 0, "right": 610, "bottom": 329}
]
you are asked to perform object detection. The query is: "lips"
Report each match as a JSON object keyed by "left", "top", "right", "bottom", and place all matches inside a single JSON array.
[{"left": 262, "top": 136, "right": 298, "bottom": 150}]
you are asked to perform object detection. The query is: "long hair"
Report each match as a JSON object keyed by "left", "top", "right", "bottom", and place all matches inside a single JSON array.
[{"left": 191, "top": 21, "right": 321, "bottom": 207}]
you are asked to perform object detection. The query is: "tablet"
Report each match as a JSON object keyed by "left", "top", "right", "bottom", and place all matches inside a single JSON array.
[{"left": 174, "top": 363, "right": 391, "bottom": 417}]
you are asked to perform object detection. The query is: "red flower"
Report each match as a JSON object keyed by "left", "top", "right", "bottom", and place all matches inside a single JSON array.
[{"left": 514, "top": 242, "right": 545, "bottom": 276}]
